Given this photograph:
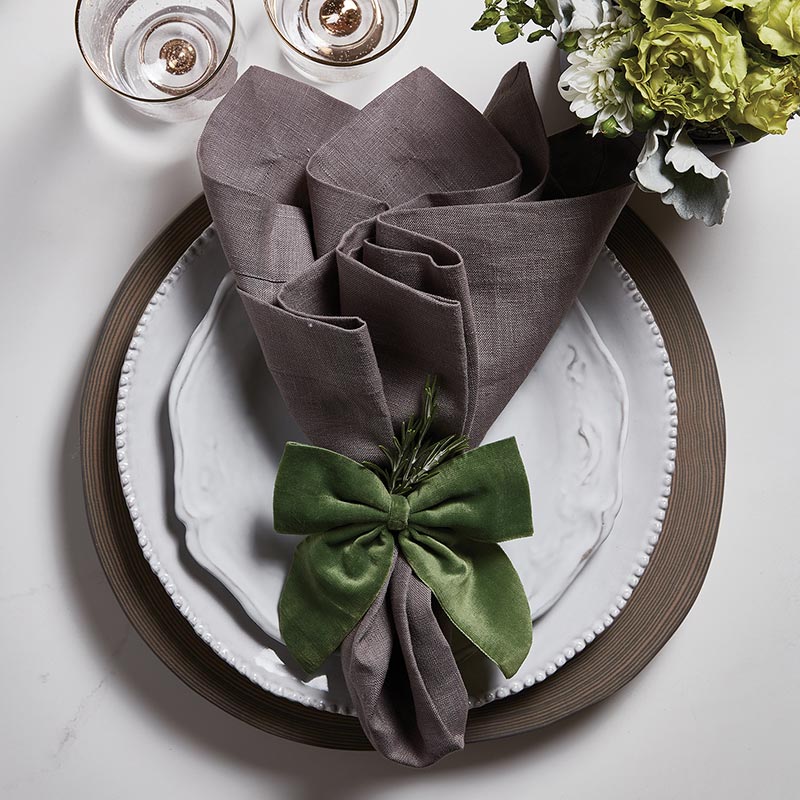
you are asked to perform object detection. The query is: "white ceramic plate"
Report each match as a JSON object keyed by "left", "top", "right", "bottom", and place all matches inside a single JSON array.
[
  {"left": 170, "top": 272, "right": 629, "bottom": 640},
  {"left": 117, "top": 227, "right": 676, "bottom": 713}
]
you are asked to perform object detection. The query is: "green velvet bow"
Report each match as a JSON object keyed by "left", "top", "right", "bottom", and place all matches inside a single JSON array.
[{"left": 274, "top": 437, "right": 534, "bottom": 678}]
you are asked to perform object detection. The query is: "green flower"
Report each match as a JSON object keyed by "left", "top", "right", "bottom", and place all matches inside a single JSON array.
[
  {"left": 727, "top": 61, "right": 800, "bottom": 135},
  {"left": 624, "top": 0, "right": 756, "bottom": 19},
  {"left": 659, "top": 0, "right": 758, "bottom": 13},
  {"left": 745, "top": 0, "right": 800, "bottom": 57},
  {"left": 623, "top": 13, "right": 748, "bottom": 122},
  {"left": 618, "top": 0, "right": 657, "bottom": 20}
]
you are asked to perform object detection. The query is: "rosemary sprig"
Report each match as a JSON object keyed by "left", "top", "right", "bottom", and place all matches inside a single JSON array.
[{"left": 363, "top": 376, "right": 470, "bottom": 496}]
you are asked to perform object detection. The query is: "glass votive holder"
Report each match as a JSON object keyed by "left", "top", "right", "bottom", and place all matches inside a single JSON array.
[
  {"left": 264, "top": 0, "right": 418, "bottom": 83},
  {"left": 75, "top": 0, "right": 245, "bottom": 122}
]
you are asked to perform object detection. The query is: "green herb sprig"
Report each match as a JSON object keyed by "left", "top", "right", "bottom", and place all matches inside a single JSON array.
[
  {"left": 472, "top": 0, "right": 555, "bottom": 45},
  {"left": 363, "top": 376, "right": 470, "bottom": 496}
]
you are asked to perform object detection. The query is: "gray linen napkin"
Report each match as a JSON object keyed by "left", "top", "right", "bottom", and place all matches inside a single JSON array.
[
  {"left": 340, "top": 552, "right": 467, "bottom": 766},
  {"left": 197, "top": 63, "right": 637, "bottom": 766}
]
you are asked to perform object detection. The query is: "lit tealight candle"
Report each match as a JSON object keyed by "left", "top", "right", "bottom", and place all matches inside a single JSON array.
[
  {"left": 159, "top": 38, "right": 197, "bottom": 75},
  {"left": 319, "top": 0, "right": 363, "bottom": 37}
]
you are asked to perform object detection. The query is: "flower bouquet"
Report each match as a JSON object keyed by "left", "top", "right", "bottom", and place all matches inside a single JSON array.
[{"left": 474, "top": 0, "right": 800, "bottom": 224}]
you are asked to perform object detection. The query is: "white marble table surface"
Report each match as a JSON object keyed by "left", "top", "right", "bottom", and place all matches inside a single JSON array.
[{"left": 1, "top": 1, "right": 798, "bottom": 797}]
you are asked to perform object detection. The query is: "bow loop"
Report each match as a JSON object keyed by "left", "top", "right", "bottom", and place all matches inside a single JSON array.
[
  {"left": 273, "top": 442, "right": 390, "bottom": 536},
  {"left": 406, "top": 438, "right": 533, "bottom": 544}
]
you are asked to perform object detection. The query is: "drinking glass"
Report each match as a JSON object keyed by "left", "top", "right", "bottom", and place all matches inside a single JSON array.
[
  {"left": 264, "top": 0, "right": 418, "bottom": 83},
  {"left": 76, "top": 0, "right": 244, "bottom": 121}
]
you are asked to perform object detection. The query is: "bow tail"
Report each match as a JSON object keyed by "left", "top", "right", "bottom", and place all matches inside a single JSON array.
[
  {"left": 341, "top": 552, "right": 468, "bottom": 767},
  {"left": 278, "top": 531, "right": 395, "bottom": 674},
  {"left": 400, "top": 532, "right": 533, "bottom": 679}
]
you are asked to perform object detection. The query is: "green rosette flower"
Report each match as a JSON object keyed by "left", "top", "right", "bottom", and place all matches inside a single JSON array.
[
  {"left": 727, "top": 61, "right": 800, "bottom": 136},
  {"left": 624, "top": 0, "right": 756, "bottom": 20},
  {"left": 659, "top": 0, "right": 758, "bottom": 13},
  {"left": 622, "top": 13, "right": 748, "bottom": 122},
  {"left": 631, "top": 0, "right": 662, "bottom": 20},
  {"left": 745, "top": 0, "right": 800, "bottom": 57}
]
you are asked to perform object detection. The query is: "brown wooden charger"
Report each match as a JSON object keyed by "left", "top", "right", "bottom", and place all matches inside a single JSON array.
[{"left": 80, "top": 196, "right": 725, "bottom": 749}]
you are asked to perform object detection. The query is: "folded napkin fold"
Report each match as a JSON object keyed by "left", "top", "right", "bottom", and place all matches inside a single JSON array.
[{"left": 197, "top": 62, "right": 637, "bottom": 766}]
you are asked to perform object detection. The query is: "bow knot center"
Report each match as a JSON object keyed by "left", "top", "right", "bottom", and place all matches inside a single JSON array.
[{"left": 386, "top": 494, "right": 410, "bottom": 531}]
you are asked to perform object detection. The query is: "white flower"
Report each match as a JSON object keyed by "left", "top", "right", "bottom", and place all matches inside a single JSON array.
[
  {"left": 546, "top": 0, "right": 619, "bottom": 35},
  {"left": 558, "top": 15, "right": 639, "bottom": 136}
]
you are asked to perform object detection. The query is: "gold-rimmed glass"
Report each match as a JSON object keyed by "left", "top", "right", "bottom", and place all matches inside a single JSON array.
[
  {"left": 76, "top": 0, "right": 245, "bottom": 121},
  {"left": 264, "top": 0, "right": 418, "bottom": 83}
]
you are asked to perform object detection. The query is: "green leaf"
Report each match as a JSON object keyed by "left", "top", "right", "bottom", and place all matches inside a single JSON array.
[
  {"left": 719, "top": 119, "right": 741, "bottom": 146},
  {"left": 472, "top": 7, "right": 501, "bottom": 30},
  {"left": 495, "top": 20, "right": 521, "bottom": 44},
  {"left": 527, "top": 28, "right": 554, "bottom": 43},
  {"left": 728, "top": 121, "right": 766, "bottom": 143},
  {"left": 559, "top": 30, "right": 580, "bottom": 52},
  {"left": 532, "top": 0, "right": 555, "bottom": 27},
  {"left": 613, "top": 70, "right": 632, "bottom": 93},
  {"left": 505, "top": 2, "right": 534, "bottom": 24}
]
